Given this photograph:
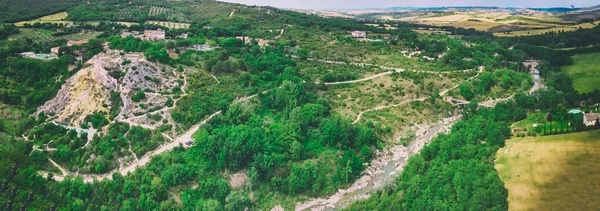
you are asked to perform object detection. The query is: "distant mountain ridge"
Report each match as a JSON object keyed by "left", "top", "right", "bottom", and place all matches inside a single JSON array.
[{"left": 335, "top": 5, "right": 594, "bottom": 13}]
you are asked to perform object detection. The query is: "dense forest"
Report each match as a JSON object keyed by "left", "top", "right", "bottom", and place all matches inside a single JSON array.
[{"left": 348, "top": 100, "right": 513, "bottom": 210}]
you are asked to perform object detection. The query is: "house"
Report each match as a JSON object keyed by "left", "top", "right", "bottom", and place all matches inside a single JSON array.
[
  {"left": 51, "top": 47, "right": 60, "bottom": 55},
  {"left": 176, "top": 33, "right": 188, "bottom": 39},
  {"left": 144, "top": 29, "right": 165, "bottom": 41},
  {"left": 67, "top": 39, "right": 89, "bottom": 47},
  {"left": 584, "top": 113, "right": 600, "bottom": 126},
  {"left": 380, "top": 34, "right": 391, "bottom": 39},
  {"left": 351, "top": 31, "right": 367, "bottom": 38}
]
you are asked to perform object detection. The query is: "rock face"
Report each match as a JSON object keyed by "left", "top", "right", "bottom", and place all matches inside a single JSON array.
[
  {"left": 37, "top": 53, "right": 121, "bottom": 126},
  {"left": 122, "top": 61, "right": 160, "bottom": 92},
  {"left": 37, "top": 51, "right": 182, "bottom": 128}
]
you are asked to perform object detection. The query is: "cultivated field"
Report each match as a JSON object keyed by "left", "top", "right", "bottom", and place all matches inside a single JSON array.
[
  {"left": 495, "top": 130, "right": 600, "bottom": 211},
  {"left": 146, "top": 21, "right": 190, "bottom": 29},
  {"left": 562, "top": 52, "right": 600, "bottom": 93},
  {"left": 14, "top": 12, "right": 70, "bottom": 26},
  {"left": 384, "top": 11, "right": 593, "bottom": 37},
  {"left": 493, "top": 22, "right": 596, "bottom": 37}
]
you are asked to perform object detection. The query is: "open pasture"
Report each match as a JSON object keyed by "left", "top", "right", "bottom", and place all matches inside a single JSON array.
[
  {"left": 495, "top": 130, "right": 600, "bottom": 211},
  {"left": 562, "top": 52, "right": 600, "bottom": 93}
]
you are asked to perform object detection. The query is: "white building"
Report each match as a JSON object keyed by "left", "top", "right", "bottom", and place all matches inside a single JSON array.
[
  {"left": 351, "top": 31, "right": 367, "bottom": 38},
  {"left": 51, "top": 47, "right": 60, "bottom": 55},
  {"left": 144, "top": 29, "right": 166, "bottom": 41}
]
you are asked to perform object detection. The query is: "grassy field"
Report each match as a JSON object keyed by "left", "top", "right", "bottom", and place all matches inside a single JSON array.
[
  {"left": 495, "top": 130, "right": 600, "bottom": 211},
  {"left": 39, "top": 12, "right": 68, "bottom": 21},
  {"left": 493, "top": 23, "right": 596, "bottom": 37},
  {"left": 562, "top": 52, "right": 600, "bottom": 93}
]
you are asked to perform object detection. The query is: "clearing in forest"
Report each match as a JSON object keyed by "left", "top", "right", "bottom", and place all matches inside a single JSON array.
[
  {"left": 495, "top": 130, "right": 600, "bottom": 211},
  {"left": 562, "top": 52, "right": 600, "bottom": 94},
  {"left": 39, "top": 12, "right": 69, "bottom": 21}
]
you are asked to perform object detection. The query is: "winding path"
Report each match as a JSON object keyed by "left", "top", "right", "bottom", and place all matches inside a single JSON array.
[
  {"left": 323, "top": 69, "right": 403, "bottom": 85},
  {"left": 352, "top": 66, "right": 483, "bottom": 124}
]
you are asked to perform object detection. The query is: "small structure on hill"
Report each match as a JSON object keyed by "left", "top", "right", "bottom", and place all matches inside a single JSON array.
[
  {"left": 584, "top": 113, "right": 600, "bottom": 126},
  {"left": 144, "top": 29, "right": 165, "bottom": 41},
  {"left": 351, "top": 30, "right": 367, "bottom": 39},
  {"left": 51, "top": 47, "right": 60, "bottom": 55}
]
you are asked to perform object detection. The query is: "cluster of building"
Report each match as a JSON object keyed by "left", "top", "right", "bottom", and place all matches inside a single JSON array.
[
  {"left": 21, "top": 39, "right": 91, "bottom": 60},
  {"left": 121, "top": 29, "right": 166, "bottom": 41},
  {"left": 566, "top": 109, "right": 600, "bottom": 127},
  {"left": 350, "top": 31, "right": 392, "bottom": 40},
  {"left": 49, "top": 39, "right": 91, "bottom": 55}
]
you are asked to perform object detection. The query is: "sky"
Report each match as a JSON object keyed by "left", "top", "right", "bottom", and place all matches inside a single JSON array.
[{"left": 218, "top": 0, "right": 599, "bottom": 10}]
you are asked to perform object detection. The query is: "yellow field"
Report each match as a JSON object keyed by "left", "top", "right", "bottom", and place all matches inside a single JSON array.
[
  {"left": 40, "top": 12, "right": 68, "bottom": 21},
  {"left": 146, "top": 21, "right": 190, "bottom": 29},
  {"left": 397, "top": 11, "right": 591, "bottom": 37},
  {"left": 421, "top": 14, "right": 469, "bottom": 22},
  {"left": 494, "top": 23, "right": 596, "bottom": 37},
  {"left": 416, "top": 19, "right": 503, "bottom": 31},
  {"left": 495, "top": 130, "right": 600, "bottom": 211}
]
